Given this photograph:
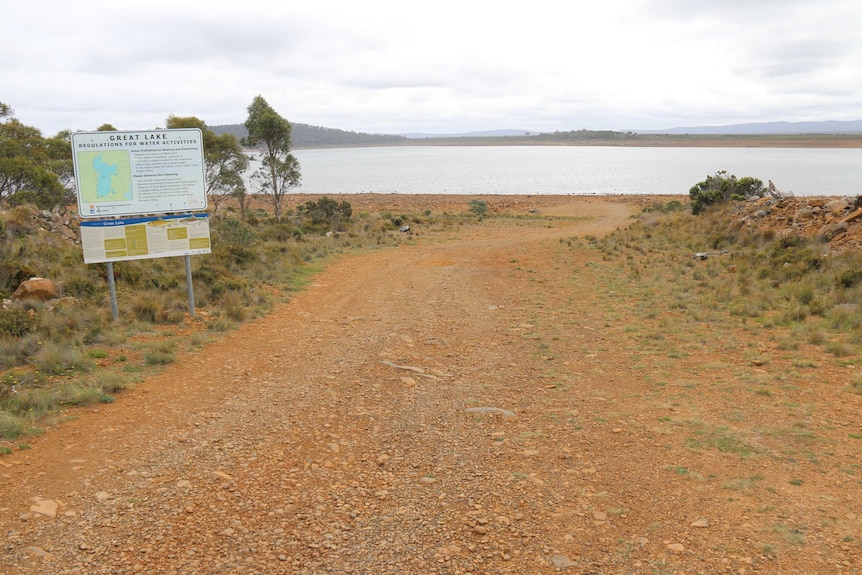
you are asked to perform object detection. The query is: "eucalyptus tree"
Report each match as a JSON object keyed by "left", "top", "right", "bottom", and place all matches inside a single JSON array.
[
  {"left": 165, "top": 115, "right": 249, "bottom": 215},
  {"left": 0, "top": 102, "right": 69, "bottom": 209},
  {"left": 243, "top": 95, "right": 301, "bottom": 220}
]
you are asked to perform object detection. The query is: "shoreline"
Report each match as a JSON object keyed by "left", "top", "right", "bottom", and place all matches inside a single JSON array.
[
  {"left": 259, "top": 193, "right": 685, "bottom": 216},
  {"left": 293, "top": 134, "right": 862, "bottom": 150}
]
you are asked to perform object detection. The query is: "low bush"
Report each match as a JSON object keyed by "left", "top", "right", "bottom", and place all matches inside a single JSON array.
[
  {"left": 690, "top": 171, "right": 765, "bottom": 215},
  {"left": 0, "top": 307, "right": 35, "bottom": 337}
]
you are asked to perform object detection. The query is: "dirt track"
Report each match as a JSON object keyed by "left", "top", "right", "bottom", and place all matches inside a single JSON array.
[{"left": 2, "top": 196, "right": 861, "bottom": 574}]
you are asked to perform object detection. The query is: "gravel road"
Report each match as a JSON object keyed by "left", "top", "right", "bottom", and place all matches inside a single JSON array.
[{"left": 3, "top": 196, "right": 860, "bottom": 574}]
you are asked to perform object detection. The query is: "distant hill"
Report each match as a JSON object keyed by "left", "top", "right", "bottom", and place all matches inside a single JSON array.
[
  {"left": 639, "top": 119, "right": 862, "bottom": 135},
  {"left": 210, "top": 120, "right": 862, "bottom": 148},
  {"left": 209, "top": 123, "right": 406, "bottom": 148},
  {"left": 402, "top": 129, "right": 542, "bottom": 139}
]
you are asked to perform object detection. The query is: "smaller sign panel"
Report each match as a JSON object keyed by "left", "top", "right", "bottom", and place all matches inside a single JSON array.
[
  {"left": 79, "top": 214, "right": 211, "bottom": 264},
  {"left": 71, "top": 129, "right": 207, "bottom": 218}
]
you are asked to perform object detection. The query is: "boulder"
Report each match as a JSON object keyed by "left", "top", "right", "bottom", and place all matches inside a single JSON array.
[
  {"left": 840, "top": 208, "right": 862, "bottom": 224},
  {"left": 793, "top": 208, "right": 813, "bottom": 222},
  {"left": 828, "top": 199, "right": 851, "bottom": 216},
  {"left": 12, "top": 277, "right": 58, "bottom": 301},
  {"left": 819, "top": 222, "right": 849, "bottom": 242}
]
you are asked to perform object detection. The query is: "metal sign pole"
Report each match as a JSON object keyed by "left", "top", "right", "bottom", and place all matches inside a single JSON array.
[
  {"left": 106, "top": 262, "right": 119, "bottom": 321},
  {"left": 185, "top": 255, "right": 196, "bottom": 316}
]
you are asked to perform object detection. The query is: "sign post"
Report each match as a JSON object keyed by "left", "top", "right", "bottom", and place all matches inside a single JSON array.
[
  {"left": 106, "top": 262, "right": 119, "bottom": 321},
  {"left": 70, "top": 129, "right": 209, "bottom": 318},
  {"left": 184, "top": 255, "right": 195, "bottom": 316}
]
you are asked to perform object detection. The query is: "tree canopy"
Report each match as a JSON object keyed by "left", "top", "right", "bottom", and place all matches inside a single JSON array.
[
  {"left": 166, "top": 115, "right": 249, "bottom": 215},
  {"left": 0, "top": 102, "right": 72, "bottom": 209},
  {"left": 244, "top": 95, "right": 301, "bottom": 220}
]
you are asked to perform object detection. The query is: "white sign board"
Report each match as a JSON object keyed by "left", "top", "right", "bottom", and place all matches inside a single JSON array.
[
  {"left": 71, "top": 129, "right": 207, "bottom": 218},
  {"left": 79, "top": 214, "right": 211, "bottom": 264}
]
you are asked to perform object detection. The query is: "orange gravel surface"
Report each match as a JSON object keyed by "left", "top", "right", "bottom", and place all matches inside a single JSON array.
[{"left": 2, "top": 195, "right": 860, "bottom": 575}]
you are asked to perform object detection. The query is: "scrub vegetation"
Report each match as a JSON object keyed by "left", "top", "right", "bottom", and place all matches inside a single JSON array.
[
  {"left": 3, "top": 192, "right": 861, "bottom": 443},
  {"left": 0, "top": 198, "right": 481, "bottom": 440},
  {"left": 598, "top": 199, "right": 862, "bottom": 351}
]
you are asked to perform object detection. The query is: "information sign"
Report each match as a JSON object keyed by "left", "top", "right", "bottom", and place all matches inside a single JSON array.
[
  {"left": 71, "top": 128, "right": 207, "bottom": 218},
  {"left": 79, "top": 214, "right": 211, "bottom": 264}
]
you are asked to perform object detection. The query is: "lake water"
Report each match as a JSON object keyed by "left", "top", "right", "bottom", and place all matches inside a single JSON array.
[{"left": 248, "top": 146, "right": 862, "bottom": 197}]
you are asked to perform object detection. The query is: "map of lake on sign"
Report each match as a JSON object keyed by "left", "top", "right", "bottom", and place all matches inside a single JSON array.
[{"left": 76, "top": 150, "right": 133, "bottom": 203}]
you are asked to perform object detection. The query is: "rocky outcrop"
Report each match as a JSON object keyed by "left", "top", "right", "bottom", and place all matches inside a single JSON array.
[
  {"left": 12, "top": 277, "right": 58, "bottom": 301},
  {"left": 735, "top": 195, "right": 862, "bottom": 250}
]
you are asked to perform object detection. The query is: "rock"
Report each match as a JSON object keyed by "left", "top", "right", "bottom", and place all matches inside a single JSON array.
[
  {"left": 550, "top": 554, "right": 577, "bottom": 568},
  {"left": 25, "top": 546, "right": 53, "bottom": 559},
  {"left": 819, "top": 222, "right": 849, "bottom": 242},
  {"left": 418, "top": 476, "right": 437, "bottom": 485},
  {"left": 840, "top": 207, "right": 862, "bottom": 223},
  {"left": 666, "top": 543, "right": 685, "bottom": 553},
  {"left": 95, "top": 491, "right": 110, "bottom": 502},
  {"left": 12, "top": 277, "right": 58, "bottom": 301},
  {"left": 592, "top": 510, "right": 607, "bottom": 522},
  {"left": 464, "top": 406, "right": 517, "bottom": 419},
  {"left": 691, "top": 518, "right": 709, "bottom": 528},
  {"left": 29, "top": 498, "right": 59, "bottom": 517},
  {"left": 793, "top": 208, "right": 813, "bottom": 222},
  {"left": 829, "top": 199, "right": 851, "bottom": 215},
  {"left": 380, "top": 360, "right": 425, "bottom": 373}
]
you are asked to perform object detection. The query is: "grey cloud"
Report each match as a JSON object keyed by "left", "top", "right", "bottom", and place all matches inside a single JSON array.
[
  {"left": 76, "top": 18, "right": 309, "bottom": 76},
  {"left": 736, "top": 37, "right": 849, "bottom": 79}
]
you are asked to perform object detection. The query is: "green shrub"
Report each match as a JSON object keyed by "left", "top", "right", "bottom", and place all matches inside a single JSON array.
[
  {"left": 93, "top": 372, "right": 128, "bottom": 394},
  {"left": 214, "top": 217, "right": 259, "bottom": 246},
  {"left": 32, "top": 342, "right": 93, "bottom": 375},
  {"left": 690, "top": 171, "right": 765, "bottom": 215},
  {"left": 0, "top": 336, "right": 41, "bottom": 370},
  {"left": 301, "top": 196, "right": 353, "bottom": 232},
  {"left": 836, "top": 268, "right": 862, "bottom": 289},
  {"left": 130, "top": 295, "right": 160, "bottom": 323},
  {"left": 144, "top": 350, "right": 175, "bottom": 365},
  {"left": 0, "top": 307, "right": 35, "bottom": 337},
  {"left": 0, "top": 411, "right": 24, "bottom": 440},
  {"left": 469, "top": 200, "right": 489, "bottom": 216},
  {"left": 61, "top": 274, "right": 99, "bottom": 298},
  {"left": 260, "top": 222, "right": 295, "bottom": 242},
  {"left": 219, "top": 290, "right": 250, "bottom": 322}
]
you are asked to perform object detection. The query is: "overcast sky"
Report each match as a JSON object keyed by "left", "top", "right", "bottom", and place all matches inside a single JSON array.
[{"left": 2, "top": 0, "right": 861, "bottom": 136}]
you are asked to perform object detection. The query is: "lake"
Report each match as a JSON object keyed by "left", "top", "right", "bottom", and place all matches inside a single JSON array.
[{"left": 247, "top": 146, "right": 862, "bottom": 197}]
